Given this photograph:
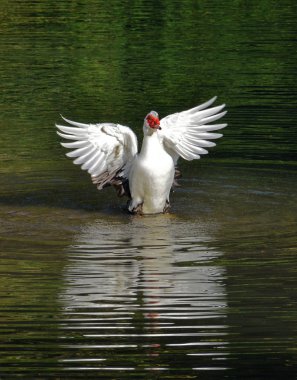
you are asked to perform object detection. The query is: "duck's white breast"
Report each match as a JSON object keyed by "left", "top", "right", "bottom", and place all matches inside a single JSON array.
[{"left": 129, "top": 134, "right": 174, "bottom": 214}]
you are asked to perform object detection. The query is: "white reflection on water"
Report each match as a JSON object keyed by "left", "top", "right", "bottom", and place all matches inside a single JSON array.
[{"left": 59, "top": 214, "right": 229, "bottom": 372}]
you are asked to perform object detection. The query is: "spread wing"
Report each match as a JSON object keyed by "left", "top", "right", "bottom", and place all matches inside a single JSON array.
[
  {"left": 159, "top": 97, "right": 227, "bottom": 164},
  {"left": 56, "top": 116, "right": 138, "bottom": 196}
]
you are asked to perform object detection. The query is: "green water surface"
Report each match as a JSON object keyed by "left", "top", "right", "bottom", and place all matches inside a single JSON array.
[{"left": 1, "top": 1, "right": 297, "bottom": 379}]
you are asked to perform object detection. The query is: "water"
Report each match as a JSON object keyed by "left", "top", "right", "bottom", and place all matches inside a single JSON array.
[{"left": 1, "top": 1, "right": 297, "bottom": 379}]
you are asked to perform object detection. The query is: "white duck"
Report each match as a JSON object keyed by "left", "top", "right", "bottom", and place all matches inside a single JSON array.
[{"left": 56, "top": 97, "right": 227, "bottom": 214}]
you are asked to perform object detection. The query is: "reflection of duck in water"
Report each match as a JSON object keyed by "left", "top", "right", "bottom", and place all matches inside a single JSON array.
[
  {"left": 61, "top": 215, "right": 226, "bottom": 315},
  {"left": 60, "top": 216, "right": 228, "bottom": 369},
  {"left": 56, "top": 97, "right": 227, "bottom": 214}
]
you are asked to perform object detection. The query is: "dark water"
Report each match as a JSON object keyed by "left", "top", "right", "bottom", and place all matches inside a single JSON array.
[{"left": 1, "top": 1, "right": 297, "bottom": 379}]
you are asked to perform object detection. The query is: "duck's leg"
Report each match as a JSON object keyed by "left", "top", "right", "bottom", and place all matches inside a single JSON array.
[
  {"left": 163, "top": 199, "right": 171, "bottom": 213},
  {"left": 127, "top": 198, "right": 144, "bottom": 214},
  {"left": 171, "top": 166, "right": 182, "bottom": 191}
]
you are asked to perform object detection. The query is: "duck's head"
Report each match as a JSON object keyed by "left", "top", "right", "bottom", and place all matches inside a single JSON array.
[{"left": 143, "top": 111, "right": 161, "bottom": 134}]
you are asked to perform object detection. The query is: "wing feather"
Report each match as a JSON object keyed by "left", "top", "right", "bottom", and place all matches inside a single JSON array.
[
  {"left": 60, "top": 141, "right": 89, "bottom": 149},
  {"left": 200, "top": 111, "right": 227, "bottom": 124},
  {"left": 160, "top": 97, "right": 227, "bottom": 163},
  {"left": 188, "top": 123, "right": 227, "bottom": 132},
  {"left": 57, "top": 131, "right": 86, "bottom": 141},
  {"left": 182, "top": 140, "right": 208, "bottom": 155},
  {"left": 73, "top": 146, "right": 98, "bottom": 165},
  {"left": 189, "top": 104, "right": 225, "bottom": 120},
  {"left": 60, "top": 116, "right": 89, "bottom": 129},
  {"left": 56, "top": 116, "right": 138, "bottom": 194},
  {"left": 81, "top": 151, "right": 102, "bottom": 171},
  {"left": 56, "top": 125, "right": 87, "bottom": 136},
  {"left": 174, "top": 145, "right": 195, "bottom": 160},
  {"left": 194, "top": 132, "right": 223, "bottom": 140},
  {"left": 185, "top": 138, "right": 216, "bottom": 148},
  {"left": 88, "top": 152, "right": 106, "bottom": 175},
  {"left": 183, "top": 96, "right": 217, "bottom": 115},
  {"left": 66, "top": 144, "right": 93, "bottom": 158}
]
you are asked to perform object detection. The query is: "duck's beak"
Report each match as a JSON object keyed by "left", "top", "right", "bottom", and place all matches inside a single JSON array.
[{"left": 152, "top": 124, "right": 161, "bottom": 130}]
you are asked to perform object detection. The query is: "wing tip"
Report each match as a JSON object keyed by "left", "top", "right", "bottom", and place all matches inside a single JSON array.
[
  {"left": 58, "top": 115, "right": 90, "bottom": 129},
  {"left": 60, "top": 114, "right": 69, "bottom": 123},
  {"left": 56, "top": 124, "right": 65, "bottom": 131}
]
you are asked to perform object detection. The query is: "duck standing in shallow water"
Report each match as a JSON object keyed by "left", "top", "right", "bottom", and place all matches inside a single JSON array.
[{"left": 56, "top": 97, "right": 227, "bottom": 214}]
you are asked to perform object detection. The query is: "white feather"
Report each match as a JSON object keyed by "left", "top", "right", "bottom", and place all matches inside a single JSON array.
[
  {"left": 82, "top": 151, "right": 102, "bottom": 170},
  {"left": 183, "top": 96, "right": 217, "bottom": 114},
  {"left": 66, "top": 145, "right": 93, "bottom": 158},
  {"left": 56, "top": 97, "right": 226, "bottom": 214},
  {"left": 191, "top": 104, "right": 225, "bottom": 120},
  {"left": 189, "top": 123, "right": 227, "bottom": 132},
  {"left": 88, "top": 152, "right": 105, "bottom": 174},
  {"left": 73, "top": 146, "right": 98, "bottom": 166},
  {"left": 60, "top": 141, "right": 89, "bottom": 149},
  {"left": 159, "top": 97, "right": 227, "bottom": 162},
  {"left": 200, "top": 111, "right": 227, "bottom": 124},
  {"left": 57, "top": 117, "right": 138, "bottom": 187},
  {"left": 60, "top": 116, "right": 89, "bottom": 129},
  {"left": 56, "top": 125, "right": 87, "bottom": 136}
]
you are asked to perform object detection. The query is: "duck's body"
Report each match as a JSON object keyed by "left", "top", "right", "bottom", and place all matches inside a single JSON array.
[
  {"left": 129, "top": 131, "right": 175, "bottom": 214},
  {"left": 56, "top": 97, "right": 227, "bottom": 214}
]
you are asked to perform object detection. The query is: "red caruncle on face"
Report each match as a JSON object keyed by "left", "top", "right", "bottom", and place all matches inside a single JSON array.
[{"left": 146, "top": 114, "right": 160, "bottom": 129}]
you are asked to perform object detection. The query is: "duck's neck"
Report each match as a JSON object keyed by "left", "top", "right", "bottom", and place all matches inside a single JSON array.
[{"left": 140, "top": 131, "right": 162, "bottom": 158}]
